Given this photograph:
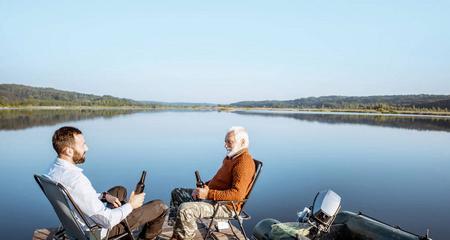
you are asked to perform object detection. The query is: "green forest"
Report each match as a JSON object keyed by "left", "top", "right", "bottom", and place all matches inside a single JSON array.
[
  {"left": 1, "top": 84, "right": 449, "bottom": 113},
  {"left": 0, "top": 84, "right": 156, "bottom": 107},
  {"left": 229, "top": 95, "right": 450, "bottom": 113}
]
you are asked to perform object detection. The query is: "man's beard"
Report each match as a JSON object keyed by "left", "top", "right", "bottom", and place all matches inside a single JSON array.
[
  {"left": 73, "top": 150, "right": 86, "bottom": 164},
  {"left": 226, "top": 145, "right": 242, "bottom": 158}
]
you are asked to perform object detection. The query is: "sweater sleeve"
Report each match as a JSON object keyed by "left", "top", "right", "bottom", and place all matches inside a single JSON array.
[{"left": 207, "top": 156, "right": 254, "bottom": 201}]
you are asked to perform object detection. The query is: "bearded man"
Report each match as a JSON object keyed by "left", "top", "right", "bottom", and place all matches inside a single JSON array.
[
  {"left": 169, "top": 126, "right": 256, "bottom": 240},
  {"left": 46, "top": 126, "right": 167, "bottom": 240}
]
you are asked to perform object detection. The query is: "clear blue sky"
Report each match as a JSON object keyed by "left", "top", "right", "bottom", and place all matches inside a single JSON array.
[{"left": 1, "top": 1, "right": 449, "bottom": 103}]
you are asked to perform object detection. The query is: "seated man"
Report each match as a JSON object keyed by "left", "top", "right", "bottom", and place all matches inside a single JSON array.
[
  {"left": 169, "top": 126, "right": 256, "bottom": 240},
  {"left": 46, "top": 126, "right": 168, "bottom": 240}
]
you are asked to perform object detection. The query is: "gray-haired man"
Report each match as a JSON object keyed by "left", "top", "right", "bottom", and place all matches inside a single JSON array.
[{"left": 169, "top": 126, "right": 256, "bottom": 240}]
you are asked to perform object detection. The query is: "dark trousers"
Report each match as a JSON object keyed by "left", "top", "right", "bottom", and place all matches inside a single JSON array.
[{"left": 106, "top": 186, "right": 168, "bottom": 240}]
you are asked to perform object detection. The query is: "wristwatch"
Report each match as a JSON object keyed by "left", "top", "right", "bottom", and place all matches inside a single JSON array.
[{"left": 101, "top": 192, "right": 108, "bottom": 202}]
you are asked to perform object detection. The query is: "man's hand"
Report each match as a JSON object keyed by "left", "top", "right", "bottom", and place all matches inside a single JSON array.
[
  {"left": 105, "top": 193, "right": 122, "bottom": 208},
  {"left": 129, "top": 191, "right": 145, "bottom": 209},
  {"left": 197, "top": 185, "right": 209, "bottom": 200},
  {"left": 191, "top": 189, "right": 199, "bottom": 200}
]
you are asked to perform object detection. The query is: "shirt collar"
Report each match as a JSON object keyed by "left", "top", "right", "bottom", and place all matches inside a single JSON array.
[{"left": 56, "top": 158, "right": 84, "bottom": 172}]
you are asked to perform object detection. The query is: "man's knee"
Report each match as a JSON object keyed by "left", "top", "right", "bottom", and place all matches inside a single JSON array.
[
  {"left": 178, "top": 202, "right": 198, "bottom": 222},
  {"left": 107, "top": 185, "right": 127, "bottom": 199},
  {"left": 171, "top": 188, "right": 183, "bottom": 198},
  {"left": 171, "top": 188, "right": 177, "bottom": 198},
  {"left": 146, "top": 199, "right": 168, "bottom": 215},
  {"left": 171, "top": 188, "right": 194, "bottom": 203}
]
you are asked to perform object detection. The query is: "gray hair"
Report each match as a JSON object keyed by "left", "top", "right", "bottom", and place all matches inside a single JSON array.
[{"left": 227, "top": 126, "right": 249, "bottom": 149}]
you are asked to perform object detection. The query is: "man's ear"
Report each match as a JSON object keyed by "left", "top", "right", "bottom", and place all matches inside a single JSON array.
[
  {"left": 63, "top": 147, "right": 74, "bottom": 157},
  {"left": 240, "top": 138, "right": 246, "bottom": 147}
]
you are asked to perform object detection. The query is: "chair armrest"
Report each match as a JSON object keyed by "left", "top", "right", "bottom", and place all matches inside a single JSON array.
[
  {"left": 214, "top": 199, "right": 248, "bottom": 205},
  {"left": 212, "top": 200, "right": 252, "bottom": 220},
  {"left": 240, "top": 210, "right": 251, "bottom": 219}
]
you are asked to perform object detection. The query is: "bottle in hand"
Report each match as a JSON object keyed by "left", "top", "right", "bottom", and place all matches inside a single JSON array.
[
  {"left": 195, "top": 170, "right": 205, "bottom": 188},
  {"left": 135, "top": 170, "right": 147, "bottom": 194}
]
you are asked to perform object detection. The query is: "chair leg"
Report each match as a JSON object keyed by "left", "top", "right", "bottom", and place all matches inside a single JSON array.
[
  {"left": 123, "top": 218, "right": 135, "bottom": 240},
  {"left": 204, "top": 206, "right": 220, "bottom": 240},
  {"left": 228, "top": 220, "right": 240, "bottom": 240},
  {"left": 236, "top": 218, "right": 248, "bottom": 240},
  {"left": 54, "top": 227, "right": 66, "bottom": 240},
  {"left": 229, "top": 202, "right": 247, "bottom": 240}
]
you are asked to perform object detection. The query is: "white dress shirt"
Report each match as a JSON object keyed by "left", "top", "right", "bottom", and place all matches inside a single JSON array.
[{"left": 47, "top": 158, "right": 133, "bottom": 238}]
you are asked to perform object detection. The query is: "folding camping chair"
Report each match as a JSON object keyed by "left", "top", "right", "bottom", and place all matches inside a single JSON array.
[
  {"left": 34, "top": 174, "right": 135, "bottom": 240},
  {"left": 204, "top": 159, "right": 263, "bottom": 240}
]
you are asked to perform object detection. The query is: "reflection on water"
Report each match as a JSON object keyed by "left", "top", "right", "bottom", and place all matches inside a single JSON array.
[
  {"left": 0, "top": 110, "right": 449, "bottom": 239},
  {"left": 0, "top": 109, "right": 148, "bottom": 131},
  {"left": 233, "top": 110, "right": 450, "bottom": 132},
  {"left": 2, "top": 109, "right": 450, "bottom": 132}
]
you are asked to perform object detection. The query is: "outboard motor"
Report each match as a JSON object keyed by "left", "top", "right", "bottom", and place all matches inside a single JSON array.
[
  {"left": 304, "top": 189, "right": 341, "bottom": 237},
  {"left": 253, "top": 189, "right": 341, "bottom": 240}
]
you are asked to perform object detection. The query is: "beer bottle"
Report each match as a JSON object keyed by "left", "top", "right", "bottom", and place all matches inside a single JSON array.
[
  {"left": 134, "top": 170, "right": 146, "bottom": 194},
  {"left": 195, "top": 170, "right": 205, "bottom": 188}
]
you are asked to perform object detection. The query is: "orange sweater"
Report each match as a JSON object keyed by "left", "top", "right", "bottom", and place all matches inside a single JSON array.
[{"left": 207, "top": 149, "right": 255, "bottom": 212}]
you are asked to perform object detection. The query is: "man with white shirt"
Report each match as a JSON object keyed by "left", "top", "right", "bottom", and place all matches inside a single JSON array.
[{"left": 47, "top": 126, "right": 167, "bottom": 240}]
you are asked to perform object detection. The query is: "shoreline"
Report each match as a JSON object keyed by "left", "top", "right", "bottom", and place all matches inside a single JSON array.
[
  {"left": 0, "top": 106, "right": 216, "bottom": 110},
  {"left": 1, "top": 105, "right": 450, "bottom": 117},
  {"left": 218, "top": 107, "right": 450, "bottom": 117}
]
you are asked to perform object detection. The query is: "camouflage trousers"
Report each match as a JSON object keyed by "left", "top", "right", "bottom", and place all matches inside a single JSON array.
[{"left": 169, "top": 188, "right": 234, "bottom": 240}]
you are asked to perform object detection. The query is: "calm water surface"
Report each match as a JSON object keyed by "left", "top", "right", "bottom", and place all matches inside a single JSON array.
[{"left": 1, "top": 110, "right": 449, "bottom": 239}]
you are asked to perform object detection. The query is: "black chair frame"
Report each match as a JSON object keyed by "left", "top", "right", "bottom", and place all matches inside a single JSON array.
[
  {"left": 34, "top": 174, "right": 135, "bottom": 240},
  {"left": 204, "top": 159, "right": 263, "bottom": 240}
]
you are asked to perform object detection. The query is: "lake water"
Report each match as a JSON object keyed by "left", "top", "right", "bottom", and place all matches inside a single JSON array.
[{"left": 1, "top": 109, "right": 449, "bottom": 239}]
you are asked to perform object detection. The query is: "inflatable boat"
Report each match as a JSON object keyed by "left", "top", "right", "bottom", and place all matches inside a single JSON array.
[{"left": 253, "top": 190, "right": 431, "bottom": 240}]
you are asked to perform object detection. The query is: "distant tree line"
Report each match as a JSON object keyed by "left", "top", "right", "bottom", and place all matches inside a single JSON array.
[
  {"left": 0, "top": 84, "right": 158, "bottom": 107},
  {"left": 229, "top": 95, "right": 450, "bottom": 112},
  {"left": 2, "top": 84, "right": 449, "bottom": 112}
]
